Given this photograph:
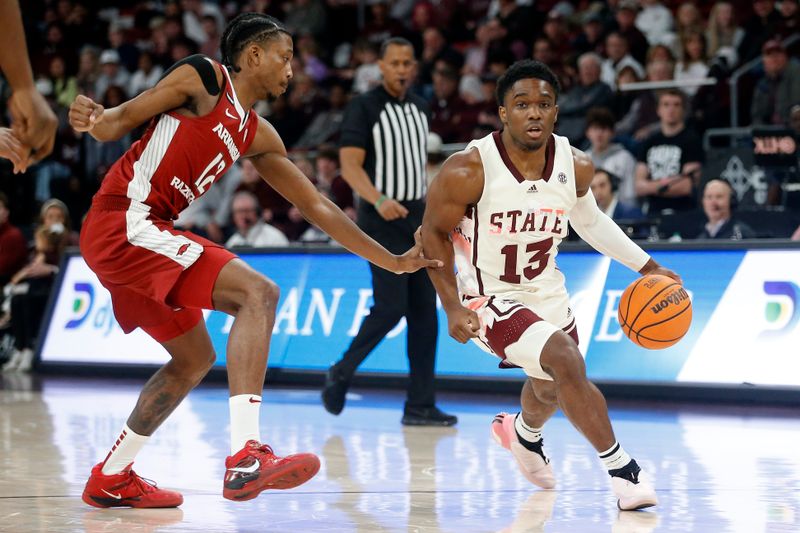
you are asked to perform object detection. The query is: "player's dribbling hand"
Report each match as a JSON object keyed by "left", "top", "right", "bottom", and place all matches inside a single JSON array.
[
  {"left": 393, "top": 228, "right": 443, "bottom": 273},
  {"left": 377, "top": 198, "right": 409, "bottom": 221},
  {"left": 69, "top": 95, "right": 105, "bottom": 133},
  {"left": 0, "top": 128, "right": 30, "bottom": 174},
  {"left": 447, "top": 307, "right": 481, "bottom": 343},
  {"left": 639, "top": 259, "right": 683, "bottom": 285}
]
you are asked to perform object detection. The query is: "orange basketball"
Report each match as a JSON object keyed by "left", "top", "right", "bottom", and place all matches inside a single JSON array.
[{"left": 618, "top": 274, "right": 692, "bottom": 349}]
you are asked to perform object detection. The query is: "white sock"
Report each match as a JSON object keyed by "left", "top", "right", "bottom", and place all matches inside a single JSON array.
[
  {"left": 514, "top": 412, "right": 543, "bottom": 443},
  {"left": 598, "top": 441, "right": 632, "bottom": 471},
  {"left": 229, "top": 394, "right": 262, "bottom": 454},
  {"left": 101, "top": 424, "right": 149, "bottom": 475}
]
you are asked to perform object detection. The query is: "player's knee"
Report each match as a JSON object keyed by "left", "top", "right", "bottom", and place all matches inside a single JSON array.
[
  {"left": 188, "top": 353, "right": 216, "bottom": 383},
  {"left": 171, "top": 350, "right": 216, "bottom": 383},
  {"left": 196, "top": 353, "right": 216, "bottom": 382},
  {"left": 541, "top": 332, "right": 585, "bottom": 383},
  {"left": 249, "top": 276, "right": 280, "bottom": 312}
]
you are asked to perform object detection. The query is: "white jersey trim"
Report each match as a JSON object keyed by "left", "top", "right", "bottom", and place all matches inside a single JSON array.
[
  {"left": 124, "top": 114, "right": 202, "bottom": 269},
  {"left": 220, "top": 64, "right": 249, "bottom": 133},
  {"left": 126, "top": 115, "right": 180, "bottom": 203}
]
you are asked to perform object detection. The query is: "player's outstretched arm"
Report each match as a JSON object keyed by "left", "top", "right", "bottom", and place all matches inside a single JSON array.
[
  {"left": 68, "top": 61, "right": 209, "bottom": 142},
  {"left": 0, "top": 0, "right": 35, "bottom": 93},
  {"left": 570, "top": 148, "right": 682, "bottom": 284},
  {"left": 0, "top": 0, "right": 57, "bottom": 167},
  {"left": 421, "top": 148, "right": 484, "bottom": 343},
  {"left": 246, "top": 118, "right": 441, "bottom": 274}
]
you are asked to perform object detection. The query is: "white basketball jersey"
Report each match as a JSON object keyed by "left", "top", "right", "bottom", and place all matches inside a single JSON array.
[{"left": 453, "top": 131, "right": 577, "bottom": 321}]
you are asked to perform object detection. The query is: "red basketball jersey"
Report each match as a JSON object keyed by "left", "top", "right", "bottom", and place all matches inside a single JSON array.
[{"left": 95, "top": 58, "right": 259, "bottom": 221}]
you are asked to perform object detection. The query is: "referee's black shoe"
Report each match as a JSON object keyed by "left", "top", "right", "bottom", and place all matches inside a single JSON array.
[
  {"left": 401, "top": 406, "right": 458, "bottom": 426},
  {"left": 322, "top": 365, "right": 350, "bottom": 415}
]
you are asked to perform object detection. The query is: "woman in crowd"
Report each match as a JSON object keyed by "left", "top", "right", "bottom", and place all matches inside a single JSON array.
[{"left": 1, "top": 225, "right": 69, "bottom": 372}]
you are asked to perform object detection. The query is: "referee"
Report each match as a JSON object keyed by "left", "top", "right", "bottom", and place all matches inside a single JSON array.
[{"left": 321, "top": 37, "right": 456, "bottom": 426}]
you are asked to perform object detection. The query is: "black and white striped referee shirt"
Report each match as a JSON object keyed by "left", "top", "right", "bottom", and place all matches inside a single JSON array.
[{"left": 339, "top": 85, "right": 430, "bottom": 202}]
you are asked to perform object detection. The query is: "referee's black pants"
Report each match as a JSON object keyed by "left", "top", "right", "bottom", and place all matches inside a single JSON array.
[{"left": 335, "top": 200, "right": 438, "bottom": 408}]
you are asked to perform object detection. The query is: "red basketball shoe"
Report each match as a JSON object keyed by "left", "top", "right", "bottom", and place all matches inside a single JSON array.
[
  {"left": 82, "top": 462, "right": 183, "bottom": 508},
  {"left": 223, "top": 440, "right": 320, "bottom": 501}
]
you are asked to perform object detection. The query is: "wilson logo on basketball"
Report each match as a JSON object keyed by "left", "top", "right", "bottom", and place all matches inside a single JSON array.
[{"left": 650, "top": 288, "right": 690, "bottom": 314}]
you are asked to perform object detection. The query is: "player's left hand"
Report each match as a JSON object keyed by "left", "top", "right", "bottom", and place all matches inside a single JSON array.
[
  {"left": 393, "top": 228, "right": 443, "bottom": 273},
  {"left": 639, "top": 259, "right": 682, "bottom": 285},
  {"left": 446, "top": 306, "right": 481, "bottom": 343},
  {"left": 8, "top": 86, "right": 58, "bottom": 165}
]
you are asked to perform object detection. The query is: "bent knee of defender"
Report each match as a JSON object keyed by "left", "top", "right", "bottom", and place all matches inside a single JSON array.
[
  {"left": 172, "top": 350, "right": 217, "bottom": 384},
  {"left": 245, "top": 276, "right": 280, "bottom": 314},
  {"left": 191, "top": 353, "right": 217, "bottom": 384}
]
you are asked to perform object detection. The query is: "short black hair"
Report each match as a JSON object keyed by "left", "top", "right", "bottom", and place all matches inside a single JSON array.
[
  {"left": 586, "top": 107, "right": 616, "bottom": 130},
  {"left": 379, "top": 37, "right": 414, "bottom": 59},
  {"left": 496, "top": 60, "right": 561, "bottom": 106},
  {"left": 221, "top": 13, "right": 290, "bottom": 73},
  {"left": 0, "top": 191, "right": 8, "bottom": 210}
]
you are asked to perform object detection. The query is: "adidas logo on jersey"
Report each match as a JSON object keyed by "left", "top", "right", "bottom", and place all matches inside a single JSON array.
[{"left": 527, "top": 184, "right": 538, "bottom": 193}]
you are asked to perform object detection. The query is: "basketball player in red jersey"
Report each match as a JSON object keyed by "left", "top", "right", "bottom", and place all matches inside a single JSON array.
[
  {"left": 421, "top": 60, "right": 681, "bottom": 511},
  {"left": 69, "top": 14, "right": 440, "bottom": 508}
]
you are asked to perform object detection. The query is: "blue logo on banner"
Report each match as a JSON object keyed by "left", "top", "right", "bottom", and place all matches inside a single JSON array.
[
  {"left": 761, "top": 281, "right": 800, "bottom": 337},
  {"left": 65, "top": 282, "right": 94, "bottom": 328}
]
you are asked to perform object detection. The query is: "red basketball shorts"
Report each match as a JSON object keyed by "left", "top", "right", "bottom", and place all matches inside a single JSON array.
[{"left": 80, "top": 198, "right": 236, "bottom": 343}]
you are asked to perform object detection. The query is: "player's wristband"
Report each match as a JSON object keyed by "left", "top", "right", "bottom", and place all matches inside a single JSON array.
[{"left": 374, "top": 194, "right": 388, "bottom": 209}]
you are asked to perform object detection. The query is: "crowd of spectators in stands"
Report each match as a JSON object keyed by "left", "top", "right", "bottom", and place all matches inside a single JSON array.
[{"left": 1, "top": 1, "right": 799, "bottom": 369}]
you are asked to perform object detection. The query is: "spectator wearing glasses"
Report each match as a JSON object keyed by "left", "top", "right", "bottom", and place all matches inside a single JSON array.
[{"left": 225, "top": 192, "right": 289, "bottom": 248}]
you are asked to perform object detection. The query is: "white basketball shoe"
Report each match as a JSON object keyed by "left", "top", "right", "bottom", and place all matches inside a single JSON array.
[{"left": 611, "top": 464, "right": 659, "bottom": 510}]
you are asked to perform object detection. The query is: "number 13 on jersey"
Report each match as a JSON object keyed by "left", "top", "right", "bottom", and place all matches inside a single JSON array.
[{"left": 498, "top": 237, "right": 553, "bottom": 283}]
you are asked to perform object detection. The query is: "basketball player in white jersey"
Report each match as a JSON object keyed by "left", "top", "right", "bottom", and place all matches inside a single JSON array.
[{"left": 421, "top": 60, "right": 681, "bottom": 510}]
